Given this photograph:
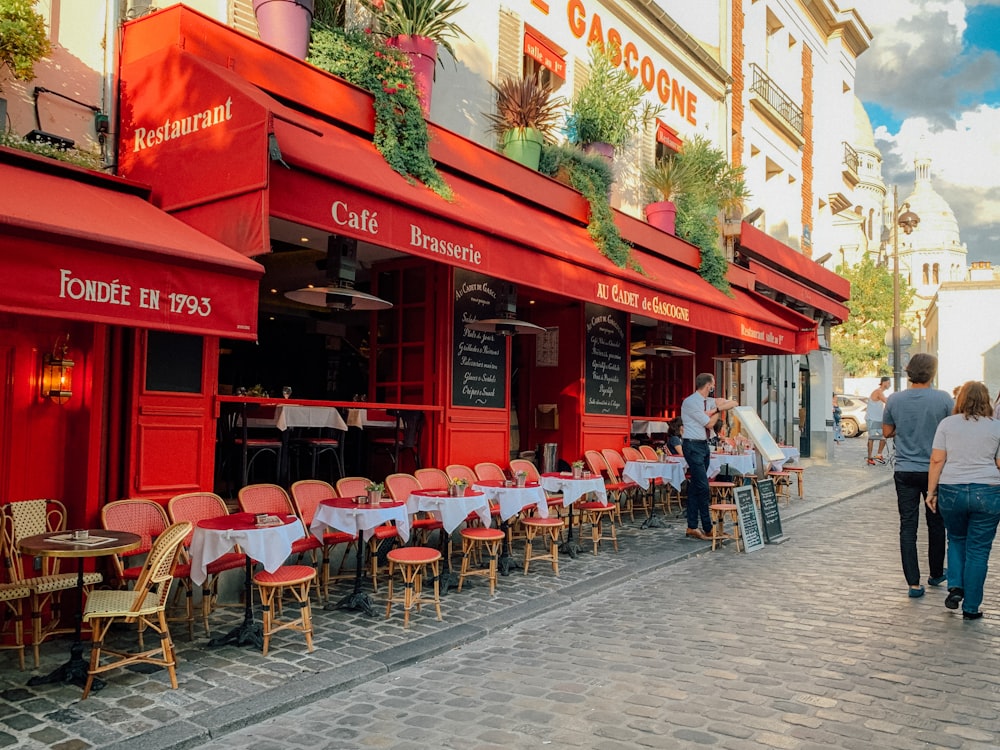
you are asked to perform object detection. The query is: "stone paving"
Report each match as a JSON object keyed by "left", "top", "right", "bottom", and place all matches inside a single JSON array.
[{"left": 0, "top": 438, "right": 934, "bottom": 750}]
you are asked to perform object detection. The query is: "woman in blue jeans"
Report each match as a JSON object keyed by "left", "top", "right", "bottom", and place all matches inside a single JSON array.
[{"left": 926, "top": 381, "right": 1000, "bottom": 619}]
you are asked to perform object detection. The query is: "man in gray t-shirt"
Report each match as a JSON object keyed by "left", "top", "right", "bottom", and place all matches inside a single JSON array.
[{"left": 882, "top": 354, "right": 953, "bottom": 596}]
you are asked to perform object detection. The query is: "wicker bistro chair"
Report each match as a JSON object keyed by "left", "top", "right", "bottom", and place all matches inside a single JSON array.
[
  {"left": 166, "top": 492, "right": 246, "bottom": 635},
  {"left": 0, "top": 523, "right": 31, "bottom": 670},
  {"left": 101, "top": 499, "right": 195, "bottom": 641},
  {"left": 583, "top": 451, "right": 628, "bottom": 525},
  {"left": 386, "top": 473, "right": 444, "bottom": 547},
  {"left": 473, "top": 462, "right": 507, "bottom": 482},
  {"left": 1, "top": 499, "right": 103, "bottom": 668},
  {"left": 81, "top": 521, "right": 191, "bottom": 699},
  {"left": 414, "top": 468, "right": 450, "bottom": 490},
  {"left": 237, "top": 484, "right": 323, "bottom": 602},
  {"left": 290, "top": 480, "right": 357, "bottom": 599},
  {"left": 602, "top": 448, "right": 647, "bottom": 520},
  {"left": 335, "top": 477, "right": 401, "bottom": 592}
]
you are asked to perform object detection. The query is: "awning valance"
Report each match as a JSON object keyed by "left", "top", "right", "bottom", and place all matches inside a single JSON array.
[{"left": 0, "top": 149, "right": 263, "bottom": 339}]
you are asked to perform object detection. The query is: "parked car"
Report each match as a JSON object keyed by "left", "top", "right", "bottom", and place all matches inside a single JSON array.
[{"left": 836, "top": 394, "right": 868, "bottom": 438}]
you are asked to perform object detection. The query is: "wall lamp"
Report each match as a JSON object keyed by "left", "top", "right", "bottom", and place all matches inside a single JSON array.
[{"left": 41, "top": 335, "right": 74, "bottom": 404}]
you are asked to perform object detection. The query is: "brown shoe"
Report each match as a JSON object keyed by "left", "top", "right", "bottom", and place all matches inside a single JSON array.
[{"left": 685, "top": 528, "right": 706, "bottom": 540}]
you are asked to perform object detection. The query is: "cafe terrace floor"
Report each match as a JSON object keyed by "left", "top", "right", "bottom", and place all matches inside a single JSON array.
[{"left": 2, "top": 439, "right": 889, "bottom": 750}]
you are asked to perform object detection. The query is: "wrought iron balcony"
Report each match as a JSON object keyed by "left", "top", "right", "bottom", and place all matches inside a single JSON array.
[
  {"left": 842, "top": 141, "right": 859, "bottom": 173},
  {"left": 749, "top": 64, "right": 803, "bottom": 135}
]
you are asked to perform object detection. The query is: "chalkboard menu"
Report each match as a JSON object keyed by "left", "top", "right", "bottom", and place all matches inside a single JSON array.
[
  {"left": 734, "top": 485, "right": 764, "bottom": 553},
  {"left": 756, "top": 478, "right": 785, "bottom": 543},
  {"left": 584, "top": 304, "right": 628, "bottom": 415},
  {"left": 452, "top": 270, "right": 507, "bottom": 408}
]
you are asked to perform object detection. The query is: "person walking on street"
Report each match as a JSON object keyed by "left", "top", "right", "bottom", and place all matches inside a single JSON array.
[
  {"left": 833, "top": 393, "right": 844, "bottom": 444},
  {"left": 681, "top": 373, "right": 738, "bottom": 540},
  {"left": 882, "top": 354, "right": 953, "bottom": 597},
  {"left": 926, "top": 381, "right": 1000, "bottom": 620},
  {"left": 867, "top": 377, "right": 890, "bottom": 464}
]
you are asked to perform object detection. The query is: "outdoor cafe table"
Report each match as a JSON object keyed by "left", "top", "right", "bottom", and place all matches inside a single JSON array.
[
  {"left": 407, "top": 489, "right": 491, "bottom": 589},
  {"left": 708, "top": 450, "right": 757, "bottom": 478},
  {"left": 310, "top": 498, "right": 410, "bottom": 615},
  {"left": 472, "top": 480, "right": 550, "bottom": 574},
  {"left": 539, "top": 473, "right": 607, "bottom": 557},
  {"left": 20, "top": 530, "right": 140, "bottom": 690},
  {"left": 190, "top": 512, "right": 302, "bottom": 650},
  {"left": 622, "top": 459, "right": 686, "bottom": 529}
]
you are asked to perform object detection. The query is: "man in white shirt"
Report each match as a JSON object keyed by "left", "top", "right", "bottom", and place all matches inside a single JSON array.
[{"left": 681, "top": 373, "right": 739, "bottom": 540}]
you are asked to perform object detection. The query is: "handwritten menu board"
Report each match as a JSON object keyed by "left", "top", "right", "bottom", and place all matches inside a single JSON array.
[
  {"left": 756, "top": 478, "right": 785, "bottom": 543},
  {"left": 452, "top": 270, "right": 507, "bottom": 409},
  {"left": 734, "top": 485, "right": 764, "bottom": 552},
  {"left": 584, "top": 304, "right": 628, "bottom": 415}
]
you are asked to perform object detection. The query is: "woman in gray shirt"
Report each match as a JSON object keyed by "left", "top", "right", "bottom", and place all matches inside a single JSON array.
[{"left": 927, "top": 381, "right": 1000, "bottom": 620}]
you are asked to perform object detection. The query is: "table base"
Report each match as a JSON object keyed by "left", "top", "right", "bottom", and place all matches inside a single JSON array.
[
  {"left": 27, "top": 641, "right": 102, "bottom": 691},
  {"left": 328, "top": 590, "right": 377, "bottom": 616},
  {"left": 208, "top": 620, "right": 264, "bottom": 650},
  {"left": 640, "top": 514, "right": 670, "bottom": 529},
  {"left": 208, "top": 557, "right": 263, "bottom": 650}
]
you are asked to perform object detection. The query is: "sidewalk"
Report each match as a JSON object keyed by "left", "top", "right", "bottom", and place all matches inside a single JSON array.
[{"left": 1, "top": 438, "right": 891, "bottom": 750}]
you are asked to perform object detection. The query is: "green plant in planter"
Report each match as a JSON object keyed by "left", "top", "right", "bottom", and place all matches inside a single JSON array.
[
  {"left": 309, "top": 25, "right": 451, "bottom": 198},
  {"left": 565, "top": 42, "right": 662, "bottom": 153},
  {"left": 539, "top": 142, "right": 639, "bottom": 271},
  {"left": 642, "top": 155, "right": 689, "bottom": 204},
  {"left": 0, "top": 0, "right": 50, "bottom": 92},
  {"left": 672, "top": 135, "right": 751, "bottom": 294},
  {"left": 361, "top": 0, "right": 468, "bottom": 61},
  {"left": 485, "top": 73, "right": 566, "bottom": 169}
]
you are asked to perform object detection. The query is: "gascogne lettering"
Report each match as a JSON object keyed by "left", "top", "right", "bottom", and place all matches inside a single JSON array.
[{"left": 132, "top": 97, "right": 234, "bottom": 153}]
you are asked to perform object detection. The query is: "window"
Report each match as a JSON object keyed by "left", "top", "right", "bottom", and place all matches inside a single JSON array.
[
  {"left": 933, "top": 263, "right": 940, "bottom": 284},
  {"left": 922, "top": 264, "right": 929, "bottom": 285}
]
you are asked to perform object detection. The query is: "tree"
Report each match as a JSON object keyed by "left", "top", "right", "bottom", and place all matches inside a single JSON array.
[
  {"left": 832, "top": 256, "right": 914, "bottom": 376},
  {"left": 0, "top": 0, "right": 50, "bottom": 92}
]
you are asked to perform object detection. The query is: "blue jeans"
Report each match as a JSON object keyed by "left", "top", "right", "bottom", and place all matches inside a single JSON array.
[
  {"left": 894, "top": 471, "right": 946, "bottom": 586},
  {"left": 682, "top": 439, "right": 711, "bottom": 532},
  {"left": 937, "top": 484, "right": 1000, "bottom": 614}
]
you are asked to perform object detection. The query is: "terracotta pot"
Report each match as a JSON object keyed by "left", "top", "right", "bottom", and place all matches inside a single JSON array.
[
  {"left": 501, "top": 127, "right": 543, "bottom": 170},
  {"left": 252, "top": 0, "right": 314, "bottom": 60},
  {"left": 645, "top": 201, "right": 677, "bottom": 235},
  {"left": 582, "top": 141, "right": 615, "bottom": 164},
  {"left": 388, "top": 35, "right": 437, "bottom": 118}
]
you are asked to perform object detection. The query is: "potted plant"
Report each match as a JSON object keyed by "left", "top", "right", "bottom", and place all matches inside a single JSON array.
[
  {"left": 671, "top": 135, "right": 752, "bottom": 294},
  {"left": 366, "top": 481, "right": 385, "bottom": 503},
  {"left": 565, "top": 43, "right": 662, "bottom": 162},
  {"left": 642, "top": 155, "right": 689, "bottom": 235},
  {"left": 253, "top": 0, "right": 315, "bottom": 59},
  {"left": 485, "top": 73, "right": 566, "bottom": 171},
  {"left": 571, "top": 460, "right": 585, "bottom": 479},
  {"left": 0, "top": 0, "right": 50, "bottom": 92},
  {"left": 362, "top": 0, "right": 469, "bottom": 117},
  {"left": 514, "top": 470, "right": 528, "bottom": 488},
  {"left": 539, "top": 142, "right": 638, "bottom": 270},
  {"left": 449, "top": 477, "right": 468, "bottom": 497},
  {"left": 309, "top": 26, "right": 451, "bottom": 198}
]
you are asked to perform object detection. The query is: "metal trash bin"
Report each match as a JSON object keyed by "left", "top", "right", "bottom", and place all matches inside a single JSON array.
[{"left": 541, "top": 443, "right": 559, "bottom": 474}]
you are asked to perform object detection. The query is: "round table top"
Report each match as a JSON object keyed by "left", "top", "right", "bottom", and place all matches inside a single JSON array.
[
  {"left": 472, "top": 480, "right": 539, "bottom": 489},
  {"left": 319, "top": 497, "right": 405, "bottom": 510},
  {"left": 197, "top": 512, "right": 297, "bottom": 532},
  {"left": 18, "top": 529, "right": 141, "bottom": 558}
]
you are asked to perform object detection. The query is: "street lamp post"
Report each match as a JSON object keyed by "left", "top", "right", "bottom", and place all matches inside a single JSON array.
[{"left": 890, "top": 185, "right": 920, "bottom": 392}]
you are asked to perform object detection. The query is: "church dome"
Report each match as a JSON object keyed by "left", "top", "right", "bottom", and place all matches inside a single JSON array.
[
  {"left": 852, "top": 97, "right": 876, "bottom": 151},
  {"left": 901, "top": 157, "right": 962, "bottom": 250}
]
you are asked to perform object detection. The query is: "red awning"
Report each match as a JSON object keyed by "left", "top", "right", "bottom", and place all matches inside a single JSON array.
[
  {"left": 0, "top": 149, "right": 263, "bottom": 339},
  {"left": 524, "top": 25, "right": 566, "bottom": 79},
  {"left": 747, "top": 259, "right": 850, "bottom": 323},
  {"left": 655, "top": 119, "right": 683, "bottom": 151},
  {"left": 739, "top": 222, "right": 850, "bottom": 301}
]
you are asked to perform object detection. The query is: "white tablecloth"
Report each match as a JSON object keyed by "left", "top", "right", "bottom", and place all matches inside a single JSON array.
[
  {"left": 310, "top": 499, "right": 411, "bottom": 544},
  {"left": 345, "top": 409, "right": 398, "bottom": 429},
  {"left": 708, "top": 451, "right": 757, "bottom": 478},
  {"left": 472, "top": 482, "right": 550, "bottom": 521},
  {"left": 189, "top": 514, "right": 304, "bottom": 586},
  {"left": 539, "top": 474, "right": 608, "bottom": 506},
  {"left": 406, "top": 490, "right": 491, "bottom": 533},
  {"left": 275, "top": 405, "right": 347, "bottom": 431},
  {"left": 630, "top": 420, "right": 672, "bottom": 437},
  {"left": 622, "top": 460, "right": 686, "bottom": 491}
]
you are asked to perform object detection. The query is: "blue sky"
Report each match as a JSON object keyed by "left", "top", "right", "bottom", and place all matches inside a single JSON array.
[{"left": 855, "top": 0, "right": 1000, "bottom": 265}]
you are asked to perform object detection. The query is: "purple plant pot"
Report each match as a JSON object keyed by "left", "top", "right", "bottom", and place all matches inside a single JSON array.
[
  {"left": 388, "top": 35, "right": 437, "bottom": 118},
  {"left": 253, "top": 0, "right": 314, "bottom": 60}
]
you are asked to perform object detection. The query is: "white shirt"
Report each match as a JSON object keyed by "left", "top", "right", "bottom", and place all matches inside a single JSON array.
[{"left": 681, "top": 391, "right": 711, "bottom": 441}]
